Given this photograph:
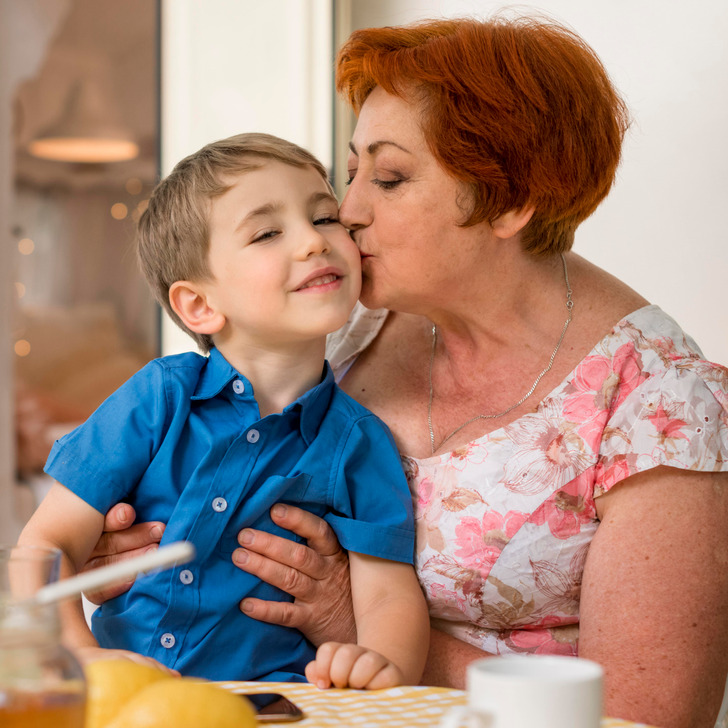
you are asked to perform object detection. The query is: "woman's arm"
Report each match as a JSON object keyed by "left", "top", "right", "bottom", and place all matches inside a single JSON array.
[
  {"left": 581, "top": 466, "right": 728, "bottom": 728},
  {"left": 421, "top": 627, "right": 492, "bottom": 689}
]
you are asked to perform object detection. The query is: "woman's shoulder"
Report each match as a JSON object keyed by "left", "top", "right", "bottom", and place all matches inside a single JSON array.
[{"left": 592, "top": 304, "right": 713, "bottom": 371}]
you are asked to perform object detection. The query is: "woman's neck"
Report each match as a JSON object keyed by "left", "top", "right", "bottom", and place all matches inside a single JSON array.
[{"left": 426, "top": 251, "right": 572, "bottom": 362}]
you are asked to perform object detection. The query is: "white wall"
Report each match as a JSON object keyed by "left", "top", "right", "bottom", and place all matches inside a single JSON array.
[
  {"left": 160, "top": 0, "right": 334, "bottom": 355},
  {"left": 161, "top": 0, "right": 727, "bottom": 366},
  {"left": 349, "top": 0, "right": 728, "bottom": 365}
]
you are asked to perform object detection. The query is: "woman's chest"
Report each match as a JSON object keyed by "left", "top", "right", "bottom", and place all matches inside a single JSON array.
[{"left": 404, "top": 447, "right": 600, "bottom": 630}]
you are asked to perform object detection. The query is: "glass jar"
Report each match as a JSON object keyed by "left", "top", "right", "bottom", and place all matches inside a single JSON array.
[{"left": 0, "top": 545, "right": 86, "bottom": 727}]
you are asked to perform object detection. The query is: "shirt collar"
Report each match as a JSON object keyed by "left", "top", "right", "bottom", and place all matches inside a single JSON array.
[
  {"left": 290, "top": 361, "right": 336, "bottom": 445},
  {"left": 192, "top": 348, "right": 336, "bottom": 446},
  {"left": 192, "top": 347, "right": 242, "bottom": 400}
]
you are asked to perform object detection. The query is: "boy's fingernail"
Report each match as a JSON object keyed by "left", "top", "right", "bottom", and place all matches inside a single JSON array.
[
  {"left": 240, "top": 599, "right": 253, "bottom": 614},
  {"left": 145, "top": 544, "right": 159, "bottom": 554},
  {"left": 234, "top": 549, "right": 249, "bottom": 565},
  {"left": 272, "top": 504, "right": 287, "bottom": 519},
  {"left": 150, "top": 525, "right": 163, "bottom": 540},
  {"left": 239, "top": 529, "right": 254, "bottom": 546}
]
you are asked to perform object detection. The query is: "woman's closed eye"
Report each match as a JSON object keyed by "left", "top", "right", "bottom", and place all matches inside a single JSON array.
[{"left": 373, "top": 178, "right": 404, "bottom": 190}]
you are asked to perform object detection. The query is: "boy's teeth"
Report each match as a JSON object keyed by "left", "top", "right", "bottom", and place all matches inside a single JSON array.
[{"left": 301, "top": 274, "right": 336, "bottom": 289}]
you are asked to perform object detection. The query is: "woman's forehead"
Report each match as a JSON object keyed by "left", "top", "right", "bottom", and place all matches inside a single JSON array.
[{"left": 350, "top": 87, "right": 427, "bottom": 155}]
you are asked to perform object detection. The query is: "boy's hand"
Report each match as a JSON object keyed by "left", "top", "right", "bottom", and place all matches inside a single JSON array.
[
  {"left": 305, "top": 642, "right": 404, "bottom": 690},
  {"left": 74, "top": 645, "right": 179, "bottom": 675}
]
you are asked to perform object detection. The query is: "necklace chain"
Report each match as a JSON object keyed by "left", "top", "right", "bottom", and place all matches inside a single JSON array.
[{"left": 427, "top": 253, "right": 574, "bottom": 455}]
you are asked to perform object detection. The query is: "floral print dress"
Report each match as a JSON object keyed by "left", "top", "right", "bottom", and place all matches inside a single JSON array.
[{"left": 327, "top": 303, "right": 728, "bottom": 656}]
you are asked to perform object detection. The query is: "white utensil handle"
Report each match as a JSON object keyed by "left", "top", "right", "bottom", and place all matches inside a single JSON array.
[{"left": 33, "top": 541, "right": 196, "bottom": 605}]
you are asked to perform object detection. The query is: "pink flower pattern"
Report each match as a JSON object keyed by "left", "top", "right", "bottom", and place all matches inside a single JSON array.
[
  {"left": 329, "top": 304, "right": 728, "bottom": 658},
  {"left": 454, "top": 510, "right": 529, "bottom": 576}
]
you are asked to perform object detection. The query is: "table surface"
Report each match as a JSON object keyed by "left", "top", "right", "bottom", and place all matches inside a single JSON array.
[{"left": 218, "top": 681, "right": 657, "bottom": 727}]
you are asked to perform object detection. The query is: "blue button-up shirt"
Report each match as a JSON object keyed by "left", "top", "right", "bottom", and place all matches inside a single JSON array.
[{"left": 45, "top": 348, "right": 414, "bottom": 681}]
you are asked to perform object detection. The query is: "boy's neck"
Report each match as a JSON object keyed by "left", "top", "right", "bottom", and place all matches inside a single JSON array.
[{"left": 214, "top": 338, "right": 327, "bottom": 417}]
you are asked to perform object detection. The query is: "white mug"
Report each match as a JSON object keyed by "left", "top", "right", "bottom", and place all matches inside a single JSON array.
[{"left": 441, "top": 655, "right": 603, "bottom": 728}]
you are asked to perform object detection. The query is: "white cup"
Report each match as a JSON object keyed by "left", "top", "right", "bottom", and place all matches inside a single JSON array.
[{"left": 441, "top": 655, "right": 604, "bottom": 728}]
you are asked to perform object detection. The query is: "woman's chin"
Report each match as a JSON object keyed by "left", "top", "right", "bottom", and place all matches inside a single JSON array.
[{"left": 358, "top": 280, "right": 387, "bottom": 311}]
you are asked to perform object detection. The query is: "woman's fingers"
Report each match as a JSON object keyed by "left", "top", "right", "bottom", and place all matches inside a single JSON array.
[
  {"left": 240, "top": 596, "right": 306, "bottom": 629},
  {"left": 88, "top": 519, "right": 165, "bottom": 560},
  {"left": 100, "top": 503, "right": 136, "bottom": 532},
  {"left": 234, "top": 528, "right": 329, "bottom": 583},
  {"left": 232, "top": 505, "right": 355, "bottom": 645},
  {"left": 233, "top": 544, "right": 314, "bottom": 598},
  {"left": 82, "top": 507, "right": 165, "bottom": 604},
  {"left": 269, "top": 504, "right": 344, "bottom": 557}
]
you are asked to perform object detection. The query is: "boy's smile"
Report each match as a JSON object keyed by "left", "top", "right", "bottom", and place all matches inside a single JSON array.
[{"left": 199, "top": 160, "right": 361, "bottom": 351}]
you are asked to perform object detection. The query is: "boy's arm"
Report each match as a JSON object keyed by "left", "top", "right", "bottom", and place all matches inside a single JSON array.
[
  {"left": 306, "top": 553, "right": 429, "bottom": 688},
  {"left": 18, "top": 482, "right": 108, "bottom": 648}
]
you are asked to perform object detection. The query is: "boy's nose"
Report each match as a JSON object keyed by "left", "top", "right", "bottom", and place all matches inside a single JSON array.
[{"left": 301, "top": 226, "right": 331, "bottom": 257}]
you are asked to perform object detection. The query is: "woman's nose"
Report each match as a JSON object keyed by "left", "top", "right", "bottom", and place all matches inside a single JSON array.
[{"left": 338, "top": 183, "right": 368, "bottom": 232}]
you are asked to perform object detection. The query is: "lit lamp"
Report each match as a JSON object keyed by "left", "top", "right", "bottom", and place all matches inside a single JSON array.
[{"left": 28, "top": 78, "right": 139, "bottom": 164}]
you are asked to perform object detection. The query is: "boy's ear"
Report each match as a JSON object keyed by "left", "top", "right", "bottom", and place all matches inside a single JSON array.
[
  {"left": 491, "top": 204, "right": 535, "bottom": 239},
  {"left": 168, "top": 281, "right": 226, "bottom": 335}
]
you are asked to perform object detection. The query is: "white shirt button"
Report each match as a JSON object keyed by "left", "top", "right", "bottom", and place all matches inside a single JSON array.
[
  {"left": 212, "top": 497, "right": 228, "bottom": 512},
  {"left": 161, "top": 633, "right": 176, "bottom": 648},
  {"left": 246, "top": 429, "right": 260, "bottom": 443},
  {"left": 232, "top": 379, "right": 245, "bottom": 394},
  {"left": 179, "top": 569, "right": 194, "bottom": 585}
]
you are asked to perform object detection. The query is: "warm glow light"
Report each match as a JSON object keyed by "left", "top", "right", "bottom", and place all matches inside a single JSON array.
[
  {"left": 14, "top": 282, "right": 26, "bottom": 298},
  {"left": 111, "top": 203, "right": 128, "bottom": 220},
  {"left": 28, "top": 137, "right": 139, "bottom": 163},
  {"left": 15, "top": 339, "right": 31, "bottom": 357},
  {"left": 125, "top": 177, "right": 143, "bottom": 195},
  {"left": 18, "top": 238, "right": 35, "bottom": 255}
]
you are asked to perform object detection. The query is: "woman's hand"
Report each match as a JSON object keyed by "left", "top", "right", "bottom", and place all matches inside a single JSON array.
[
  {"left": 233, "top": 504, "right": 355, "bottom": 647},
  {"left": 82, "top": 503, "right": 166, "bottom": 604}
]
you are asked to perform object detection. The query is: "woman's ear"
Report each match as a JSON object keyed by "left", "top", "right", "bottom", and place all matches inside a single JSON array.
[
  {"left": 491, "top": 205, "right": 535, "bottom": 239},
  {"left": 169, "top": 281, "right": 226, "bottom": 335}
]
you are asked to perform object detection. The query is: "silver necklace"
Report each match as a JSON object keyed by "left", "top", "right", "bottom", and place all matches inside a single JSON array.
[{"left": 427, "top": 253, "right": 573, "bottom": 455}]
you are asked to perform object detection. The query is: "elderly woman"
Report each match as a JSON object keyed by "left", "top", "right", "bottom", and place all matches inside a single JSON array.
[{"left": 89, "top": 15, "right": 728, "bottom": 728}]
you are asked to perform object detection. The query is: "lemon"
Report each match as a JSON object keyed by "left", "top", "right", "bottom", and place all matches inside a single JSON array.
[
  {"left": 105, "top": 678, "right": 257, "bottom": 728},
  {"left": 84, "top": 659, "right": 172, "bottom": 728}
]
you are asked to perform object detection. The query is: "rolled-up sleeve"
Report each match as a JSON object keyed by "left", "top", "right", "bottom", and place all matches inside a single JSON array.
[{"left": 325, "top": 414, "right": 415, "bottom": 564}]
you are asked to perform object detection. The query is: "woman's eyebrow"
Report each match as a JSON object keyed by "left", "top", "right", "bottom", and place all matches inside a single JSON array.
[{"left": 348, "top": 140, "right": 412, "bottom": 156}]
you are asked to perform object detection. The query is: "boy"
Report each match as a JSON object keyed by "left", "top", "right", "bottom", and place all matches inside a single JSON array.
[{"left": 18, "top": 133, "right": 429, "bottom": 689}]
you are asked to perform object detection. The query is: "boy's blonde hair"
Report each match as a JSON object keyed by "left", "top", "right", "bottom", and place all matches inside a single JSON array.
[{"left": 137, "top": 132, "right": 334, "bottom": 352}]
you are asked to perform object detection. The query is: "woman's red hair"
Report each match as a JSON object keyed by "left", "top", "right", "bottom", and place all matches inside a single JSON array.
[{"left": 336, "top": 14, "right": 630, "bottom": 254}]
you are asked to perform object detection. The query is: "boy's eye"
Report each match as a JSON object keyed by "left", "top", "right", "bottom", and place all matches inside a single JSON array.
[
  {"left": 313, "top": 216, "right": 340, "bottom": 226},
  {"left": 251, "top": 229, "right": 279, "bottom": 243}
]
